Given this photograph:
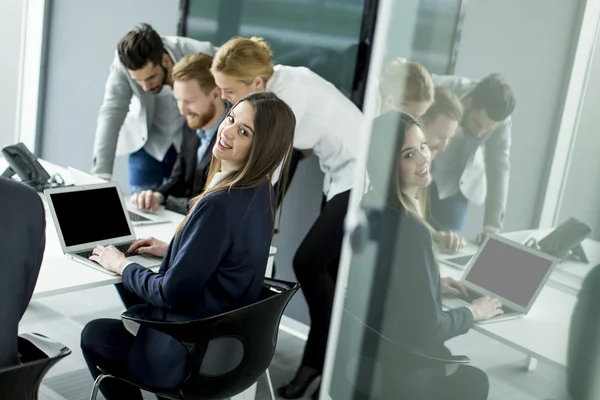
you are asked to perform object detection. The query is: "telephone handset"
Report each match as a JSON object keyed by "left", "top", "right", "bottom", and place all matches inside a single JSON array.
[
  {"left": 1, "top": 143, "right": 65, "bottom": 192},
  {"left": 525, "top": 217, "right": 592, "bottom": 263}
]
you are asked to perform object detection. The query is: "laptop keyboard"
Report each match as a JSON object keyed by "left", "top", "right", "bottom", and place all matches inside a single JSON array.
[
  {"left": 446, "top": 254, "right": 474, "bottom": 266},
  {"left": 76, "top": 242, "right": 136, "bottom": 260},
  {"left": 128, "top": 211, "right": 151, "bottom": 222}
]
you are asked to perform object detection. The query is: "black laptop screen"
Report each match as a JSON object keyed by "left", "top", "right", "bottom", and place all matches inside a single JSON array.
[
  {"left": 464, "top": 238, "right": 555, "bottom": 308},
  {"left": 50, "top": 186, "right": 132, "bottom": 247}
]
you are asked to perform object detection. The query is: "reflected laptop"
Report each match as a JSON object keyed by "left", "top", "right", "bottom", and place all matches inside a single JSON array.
[
  {"left": 442, "top": 234, "right": 558, "bottom": 324},
  {"left": 44, "top": 182, "right": 162, "bottom": 276},
  {"left": 67, "top": 167, "right": 169, "bottom": 226},
  {"left": 441, "top": 230, "right": 534, "bottom": 270}
]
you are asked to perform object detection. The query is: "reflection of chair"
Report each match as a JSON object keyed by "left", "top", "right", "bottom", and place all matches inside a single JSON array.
[
  {"left": 90, "top": 278, "right": 300, "bottom": 400},
  {"left": 567, "top": 264, "right": 600, "bottom": 400},
  {"left": 0, "top": 333, "right": 71, "bottom": 400},
  {"left": 331, "top": 309, "right": 469, "bottom": 399}
]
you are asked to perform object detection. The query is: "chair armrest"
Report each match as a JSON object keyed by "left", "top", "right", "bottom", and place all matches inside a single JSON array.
[
  {"left": 19, "top": 333, "right": 71, "bottom": 360},
  {"left": 412, "top": 352, "right": 470, "bottom": 365},
  {"left": 120, "top": 305, "right": 222, "bottom": 344}
]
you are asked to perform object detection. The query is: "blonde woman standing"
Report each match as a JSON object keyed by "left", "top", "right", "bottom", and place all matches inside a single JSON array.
[
  {"left": 211, "top": 37, "right": 363, "bottom": 399},
  {"left": 379, "top": 57, "right": 435, "bottom": 118}
]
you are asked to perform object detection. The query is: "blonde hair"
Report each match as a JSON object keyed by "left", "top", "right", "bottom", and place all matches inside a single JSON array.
[
  {"left": 380, "top": 58, "right": 434, "bottom": 105},
  {"left": 422, "top": 86, "right": 463, "bottom": 124},
  {"left": 211, "top": 37, "right": 274, "bottom": 85}
]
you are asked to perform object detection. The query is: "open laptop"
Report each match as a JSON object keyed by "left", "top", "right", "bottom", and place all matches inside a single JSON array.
[
  {"left": 442, "top": 234, "right": 558, "bottom": 324},
  {"left": 44, "top": 182, "right": 163, "bottom": 275},
  {"left": 439, "top": 230, "right": 534, "bottom": 270},
  {"left": 67, "top": 166, "right": 169, "bottom": 226}
]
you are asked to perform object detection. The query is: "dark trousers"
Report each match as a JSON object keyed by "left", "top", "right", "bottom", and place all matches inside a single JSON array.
[
  {"left": 81, "top": 319, "right": 169, "bottom": 400},
  {"left": 294, "top": 190, "right": 351, "bottom": 372},
  {"left": 429, "top": 180, "right": 469, "bottom": 232},
  {"left": 390, "top": 365, "right": 489, "bottom": 399},
  {"left": 128, "top": 145, "right": 178, "bottom": 194}
]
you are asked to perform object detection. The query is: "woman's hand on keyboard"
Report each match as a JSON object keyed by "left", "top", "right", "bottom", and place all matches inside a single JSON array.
[
  {"left": 470, "top": 296, "right": 504, "bottom": 321},
  {"left": 128, "top": 237, "right": 168, "bottom": 258},
  {"left": 89, "top": 245, "right": 130, "bottom": 275}
]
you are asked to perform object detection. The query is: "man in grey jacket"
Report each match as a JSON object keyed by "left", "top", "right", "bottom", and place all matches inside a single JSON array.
[
  {"left": 429, "top": 73, "right": 516, "bottom": 243},
  {"left": 0, "top": 178, "right": 45, "bottom": 368},
  {"left": 91, "top": 23, "right": 217, "bottom": 193}
]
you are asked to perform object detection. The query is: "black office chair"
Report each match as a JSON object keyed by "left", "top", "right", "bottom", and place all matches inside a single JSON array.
[
  {"left": 330, "top": 309, "right": 470, "bottom": 399},
  {"left": 90, "top": 278, "right": 300, "bottom": 400},
  {"left": 567, "top": 263, "right": 600, "bottom": 400},
  {"left": 0, "top": 333, "right": 71, "bottom": 400}
]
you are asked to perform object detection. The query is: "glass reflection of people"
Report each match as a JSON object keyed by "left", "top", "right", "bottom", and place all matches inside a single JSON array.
[
  {"left": 80, "top": 92, "right": 295, "bottom": 400},
  {"left": 429, "top": 74, "right": 516, "bottom": 243},
  {"left": 421, "top": 87, "right": 466, "bottom": 252},
  {"left": 210, "top": 37, "right": 363, "bottom": 399},
  {"left": 368, "top": 111, "right": 502, "bottom": 399},
  {"left": 379, "top": 57, "right": 434, "bottom": 118}
]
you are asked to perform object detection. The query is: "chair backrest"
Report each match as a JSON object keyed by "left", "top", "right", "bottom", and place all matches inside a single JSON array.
[
  {"left": 180, "top": 278, "right": 299, "bottom": 400},
  {"left": 568, "top": 264, "right": 600, "bottom": 400},
  {"left": 0, "top": 333, "right": 71, "bottom": 400}
]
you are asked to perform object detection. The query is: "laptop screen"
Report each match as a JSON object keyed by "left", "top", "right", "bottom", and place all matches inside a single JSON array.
[
  {"left": 49, "top": 186, "right": 132, "bottom": 247},
  {"left": 464, "top": 237, "right": 555, "bottom": 308}
]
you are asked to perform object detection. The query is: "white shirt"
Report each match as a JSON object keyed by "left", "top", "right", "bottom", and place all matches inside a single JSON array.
[
  {"left": 208, "top": 171, "right": 234, "bottom": 189},
  {"left": 144, "top": 85, "right": 185, "bottom": 161},
  {"left": 267, "top": 65, "right": 364, "bottom": 201}
]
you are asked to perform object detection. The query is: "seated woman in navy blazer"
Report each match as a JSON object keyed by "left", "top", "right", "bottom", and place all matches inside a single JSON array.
[
  {"left": 366, "top": 111, "right": 504, "bottom": 399},
  {"left": 80, "top": 91, "right": 296, "bottom": 400}
]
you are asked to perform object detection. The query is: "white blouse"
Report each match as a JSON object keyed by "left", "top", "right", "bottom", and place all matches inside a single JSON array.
[
  {"left": 267, "top": 65, "right": 364, "bottom": 201},
  {"left": 208, "top": 170, "right": 234, "bottom": 189}
]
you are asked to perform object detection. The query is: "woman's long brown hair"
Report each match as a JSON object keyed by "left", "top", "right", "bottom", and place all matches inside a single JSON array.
[
  {"left": 369, "top": 110, "right": 434, "bottom": 231},
  {"left": 174, "top": 91, "right": 295, "bottom": 236}
]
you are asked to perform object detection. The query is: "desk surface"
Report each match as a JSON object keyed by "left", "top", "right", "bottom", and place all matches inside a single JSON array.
[
  {"left": 440, "top": 263, "right": 574, "bottom": 368},
  {"left": 0, "top": 158, "right": 276, "bottom": 300},
  {"left": 436, "top": 229, "right": 593, "bottom": 368}
]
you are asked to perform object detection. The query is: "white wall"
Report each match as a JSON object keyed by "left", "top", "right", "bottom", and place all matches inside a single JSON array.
[
  {"left": 39, "top": 0, "right": 180, "bottom": 190},
  {"left": 454, "top": 0, "right": 583, "bottom": 237},
  {"left": 0, "top": 1, "right": 25, "bottom": 149},
  {"left": 558, "top": 30, "right": 600, "bottom": 240}
]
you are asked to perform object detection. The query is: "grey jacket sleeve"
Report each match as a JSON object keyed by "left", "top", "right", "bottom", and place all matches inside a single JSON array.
[
  {"left": 91, "top": 57, "right": 134, "bottom": 176},
  {"left": 483, "top": 120, "right": 511, "bottom": 232}
]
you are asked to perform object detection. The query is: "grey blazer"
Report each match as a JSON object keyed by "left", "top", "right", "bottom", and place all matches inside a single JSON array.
[
  {"left": 91, "top": 36, "right": 218, "bottom": 177},
  {"left": 431, "top": 75, "right": 512, "bottom": 232},
  {"left": 0, "top": 178, "right": 45, "bottom": 368}
]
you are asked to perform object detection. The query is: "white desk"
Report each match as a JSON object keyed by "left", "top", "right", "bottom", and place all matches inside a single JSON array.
[
  {"left": 440, "top": 263, "right": 574, "bottom": 368},
  {"left": 436, "top": 229, "right": 589, "bottom": 369},
  {"left": 0, "top": 158, "right": 276, "bottom": 298}
]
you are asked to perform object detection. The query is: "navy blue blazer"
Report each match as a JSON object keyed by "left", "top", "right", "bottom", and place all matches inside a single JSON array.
[
  {"left": 121, "top": 181, "right": 275, "bottom": 388},
  {"left": 365, "top": 195, "right": 473, "bottom": 366},
  {"left": 0, "top": 178, "right": 45, "bottom": 368}
]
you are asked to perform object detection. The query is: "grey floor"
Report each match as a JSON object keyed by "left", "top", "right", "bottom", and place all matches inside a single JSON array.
[{"left": 20, "top": 285, "right": 568, "bottom": 400}]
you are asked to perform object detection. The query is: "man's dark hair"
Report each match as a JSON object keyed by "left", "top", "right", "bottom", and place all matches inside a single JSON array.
[
  {"left": 117, "top": 23, "right": 165, "bottom": 70},
  {"left": 469, "top": 73, "right": 516, "bottom": 122}
]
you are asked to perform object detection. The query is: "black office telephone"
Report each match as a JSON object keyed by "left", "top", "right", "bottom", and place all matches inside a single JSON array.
[
  {"left": 525, "top": 217, "right": 592, "bottom": 263},
  {"left": 1, "top": 142, "right": 65, "bottom": 192}
]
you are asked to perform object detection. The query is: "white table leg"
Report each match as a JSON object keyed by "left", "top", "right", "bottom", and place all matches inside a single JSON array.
[
  {"left": 231, "top": 383, "right": 257, "bottom": 400},
  {"left": 525, "top": 356, "right": 538, "bottom": 371}
]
